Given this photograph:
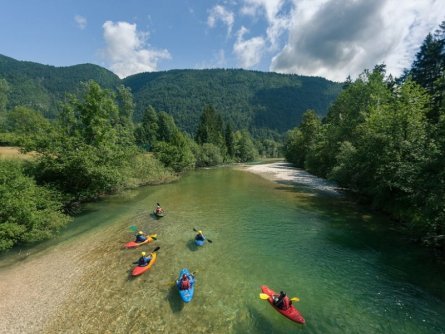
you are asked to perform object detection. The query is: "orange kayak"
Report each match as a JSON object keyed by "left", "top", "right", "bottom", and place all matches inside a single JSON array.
[
  {"left": 124, "top": 234, "right": 157, "bottom": 249},
  {"left": 132, "top": 252, "right": 157, "bottom": 276}
]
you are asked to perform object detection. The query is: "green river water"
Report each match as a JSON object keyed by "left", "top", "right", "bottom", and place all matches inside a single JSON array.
[{"left": 1, "top": 165, "right": 444, "bottom": 333}]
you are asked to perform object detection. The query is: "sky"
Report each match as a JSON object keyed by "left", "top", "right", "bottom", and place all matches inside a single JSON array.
[{"left": 0, "top": 0, "right": 444, "bottom": 82}]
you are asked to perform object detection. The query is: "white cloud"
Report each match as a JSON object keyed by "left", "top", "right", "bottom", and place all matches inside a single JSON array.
[
  {"left": 101, "top": 21, "right": 171, "bottom": 78},
  {"left": 233, "top": 26, "right": 266, "bottom": 67},
  {"left": 270, "top": 0, "right": 445, "bottom": 81},
  {"left": 195, "top": 49, "right": 227, "bottom": 69},
  {"left": 208, "top": 5, "right": 235, "bottom": 36},
  {"left": 74, "top": 15, "right": 87, "bottom": 30},
  {"left": 240, "top": 0, "right": 289, "bottom": 50}
]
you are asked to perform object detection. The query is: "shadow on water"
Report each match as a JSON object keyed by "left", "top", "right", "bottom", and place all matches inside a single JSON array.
[
  {"left": 274, "top": 180, "right": 445, "bottom": 301},
  {"left": 166, "top": 284, "right": 184, "bottom": 313},
  {"left": 187, "top": 239, "right": 199, "bottom": 251}
]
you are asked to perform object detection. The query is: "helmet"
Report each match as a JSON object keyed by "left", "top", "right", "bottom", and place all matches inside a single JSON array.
[
  {"left": 182, "top": 274, "right": 187, "bottom": 279},
  {"left": 141, "top": 252, "right": 146, "bottom": 256},
  {"left": 198, "top": 230, "right": 202, "bottom": 234},
  {"left": 138, "top": 231, "right": 144, "bottom": 235}
]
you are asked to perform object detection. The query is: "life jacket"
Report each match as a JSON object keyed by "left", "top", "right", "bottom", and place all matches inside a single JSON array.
[
  {"left": 180, "top": 278, "right": 190, "bottom": 290},
  {"left": 281, "top": 296, "right": 291, "bottom": 310},
  {"left": 274, "top": 294, "right": 290, "bottom": 310},
  {"left": 195, "top": 234, "right": 205, "bottom": 241},
  {"left": 138, "top": 256, "right": 151, "bottom": 266},
  {"left": 136, "top": 234, "right": 147, "bottom": 243}
]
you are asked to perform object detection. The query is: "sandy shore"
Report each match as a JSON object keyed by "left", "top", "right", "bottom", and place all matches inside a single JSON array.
[
  {"left": 240, "top": 161, "right": 341, "bottom": 195},
  {"left": 0, "top": 228, "right": 104, "bottom": 334}
]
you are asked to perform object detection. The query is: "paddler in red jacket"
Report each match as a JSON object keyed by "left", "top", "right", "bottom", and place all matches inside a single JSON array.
[{"left": 178, "top": 274, "right": 191, "bottom": 290}]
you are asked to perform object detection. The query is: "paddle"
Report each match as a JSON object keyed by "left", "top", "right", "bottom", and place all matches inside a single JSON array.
[
  {"left": 259, "top": 293, "right": 300, "bottom": 302},
  {"left": 192, "top": 228, "right": 213, "bottom": 243}
]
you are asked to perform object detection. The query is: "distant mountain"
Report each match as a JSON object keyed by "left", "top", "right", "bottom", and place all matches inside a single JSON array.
[
  {"left": 0, "top": 54, "right": 342, "bottom": 134},
  {"left": 123, "top": 69, "right": 343, "bottom": 134},
  {"left": 0, "top": 54, "right": 120, "bottom": 117}
]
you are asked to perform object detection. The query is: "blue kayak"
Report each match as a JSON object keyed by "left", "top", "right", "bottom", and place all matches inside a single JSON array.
[
  {"left": 195, "top": 238, "right": 205, "bottom": 246},
  {"left": 176, "top": 268, "right": 195, "bottom": 303}
]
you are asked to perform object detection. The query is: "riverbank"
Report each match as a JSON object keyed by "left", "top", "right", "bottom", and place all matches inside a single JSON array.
[{"left": 239, "top": 161, "right": 341, "bottom": 196}]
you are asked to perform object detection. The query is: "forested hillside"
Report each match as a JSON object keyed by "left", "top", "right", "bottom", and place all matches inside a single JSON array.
[
  {"left": 123, "top": 69, "right": 342, "bottom": 134},
  {"left": 0, "top": 54, "right": 120, "bottom": 118},
  {"left": 0, "top": 54, "right": 342, "bottom": 135}
]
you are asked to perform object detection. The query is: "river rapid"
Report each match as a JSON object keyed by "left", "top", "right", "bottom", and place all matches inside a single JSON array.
[{"left": 0, "top": 162, "right": 444, "bottom": 334}]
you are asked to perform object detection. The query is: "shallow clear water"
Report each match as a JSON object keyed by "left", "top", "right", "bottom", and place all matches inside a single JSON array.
[{"left": 1, "top": 167, "right": 444, "bottom": 333}]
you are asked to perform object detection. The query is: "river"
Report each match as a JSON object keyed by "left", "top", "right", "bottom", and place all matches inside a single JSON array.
[{"left": 0, "top": 162, "right": 444, "bottom": 333}]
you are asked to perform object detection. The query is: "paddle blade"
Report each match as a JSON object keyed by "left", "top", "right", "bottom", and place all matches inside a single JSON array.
[
  {"left": 290, "top": 297, "right": 300, "bottom": 302},
  {"left": 129, "top": 225, "right": 138, "bottom": 232},
  {"left": 152, "top": 246, "right": 160, "bottom": 252},
  {"left": 207, "top": 239, "right": 213, "bottom": 243},
  {"left": 193, "top": 227, "right": 198, "bottom": 232},
  {"left": 259, "top": 293, "right": 270, "bottom": 300},
  {"left": 149, "top": 234, "right": 158, "bottom": 240}
]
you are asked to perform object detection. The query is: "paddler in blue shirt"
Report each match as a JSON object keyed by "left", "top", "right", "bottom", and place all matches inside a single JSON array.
[
  {"left": 134, "top": 251, "right": 152, "bottom": 267},
  {"left": 135, "top": 231, "right": 147, "bottom": 243},
  {"left": 195, "top": 230, "right": 205, "bottom": 241}
]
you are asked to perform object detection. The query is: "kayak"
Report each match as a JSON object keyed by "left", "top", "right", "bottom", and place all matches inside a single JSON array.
[
  {"left": 131, "top": 252, "right": 157, "bottom": 276},
  {"left": 195, "top": 238, "right": 205, "bottom": 246},
  {"left": 124, "top": 234, "right": 157, "bottom": 249},
  {"left": 260, "top": 285, "right": 305, "bottom": 324},
  {"left": 153, "top": 210, "right": 165, "bottom": 218},
  {"left": 176, "top": 268, "right": 195, "bottom": 303}
]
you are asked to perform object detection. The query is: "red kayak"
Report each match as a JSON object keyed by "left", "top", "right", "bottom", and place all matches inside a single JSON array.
[
  {"left": 131, "top": 252, "right": 157, "bottom": 276},
  {"left": 261, "top": 285, "right": 305, "bottom": 324},
  {"left": 124, "top": 234, "right": 157, "bottom": 249}
]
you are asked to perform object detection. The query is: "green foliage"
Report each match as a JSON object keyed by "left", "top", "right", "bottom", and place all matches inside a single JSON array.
[
  {"left": 123, "top": 153, "right": 177, "bottom": 187},
  {"left": 284, "top": 128, "right": 305, "bottom": 167},
  {"left": 123, "top": 69, "right": 342, "bottom": 134},
  {"left": 4, "top": 106, "right": 51, "bottom": 147},
  {"left": 257, "top": 138, "right": 281, "bottom": 158},
  {"left": 0, "top": 159, "right": 70, "bottom": 250},
  {"left": 0, "top": 78, "right": 9, "bottom": 113},
  {"left": 233, "top": 130, "right": 258, "bottom": 162},
  {"left": 224, "top": 123, "right": 235, "bottom": 158},
  {"left": 153, "top": 133, "right": 196, "bottom": 173},
  {"left": 135, "top": 105, "right": 159, "bottom": 150},
  {"left": 194, "top": 143, "right": 224, "bottom": 167},
  {"left": 29, "top": 81, "right": 138, "bottom": 201},
  {"left": 0, "top": 54, "right": 120, "bottom": 118},
  {"left": 195, "top": 105, "right": 224, "bottom": 146},
  {"left": 284, "top": 61, "right": 445, "bottom": 251}
]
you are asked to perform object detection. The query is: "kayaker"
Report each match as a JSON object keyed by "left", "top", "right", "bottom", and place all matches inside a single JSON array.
[
  {"left": 273, "top": 291, "right": 292, "bottom": 310},
  {"left": 134, "top": 251, "right": 152, "bottom": 267},
  {"left": 155, "top": 203, "right": 164, "bottom": 214},
  {"left": 178, "top": 273, "right": 191, "bottom": 290},
  {"left": 135, "top": 231, "right": 147, "bottom": 243},
  {"left": 195, "top": 230, "right": 205, "bottom": 241}
]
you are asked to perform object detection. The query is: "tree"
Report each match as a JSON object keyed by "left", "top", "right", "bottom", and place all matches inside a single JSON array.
[
  {"left": 195, "top": 105, "right": 224, "bottom": 147},
  {"left": 135, "top": 105, "right": 159, "bottom": 151},
  {"left": 224, "top": 123, "right": 235, "bottom": 159},
  {"left": 5, "top": 106, "right": 51, "bottom": 147},
  {"left": 150, "top": 112, "right": 196, "bottom": 172},
  {"left": 0, "top": 160, "right": 71, "bottom": 250},
  {"left": 234, "top": 130, "right": 257, "bottom": 162},
  {"left": 0, "top": 78, "right": 9, "bottom": 113},
  {"left": 29, "top": 81, "right": 137, "bottom": 201}
]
